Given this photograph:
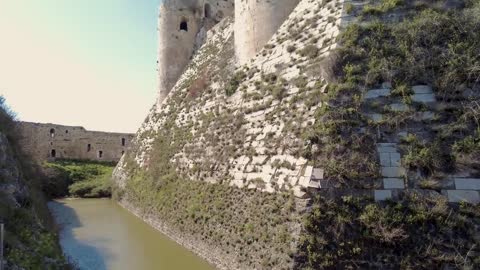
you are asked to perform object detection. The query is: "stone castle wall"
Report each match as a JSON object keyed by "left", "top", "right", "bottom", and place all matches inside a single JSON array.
[
  {"left": 17, "top": 122, "right": 134, "bottom": 163},
  {"left": 119, "top": 0, "right": 347, "bottom": 197},
  {"left": 156, "top": 0, "right": 303, "bottom": 105},
  {"left": 234, "top": 0, "right": 301, "bottom": 65},
  {"left": 157, "top": 0, "right": 234, "bottom": 105}
]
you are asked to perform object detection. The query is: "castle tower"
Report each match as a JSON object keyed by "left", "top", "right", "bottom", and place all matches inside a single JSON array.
[
  {"left": 234, "top": 0, "right": 301, "bottom": 65},
  {"left": 157, "top": 0, "right": 202, "bottom": 105},
  {"left": 157, "top": 0, "right": 234, "bottom": 106}
]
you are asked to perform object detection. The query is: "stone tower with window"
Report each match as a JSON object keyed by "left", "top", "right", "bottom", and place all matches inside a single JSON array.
[
  {"left": 156, "top": 0, "right": 303, "bottom": 105},
  {"left": 157, "top": 0, "right": 234, "bottom": 105}
]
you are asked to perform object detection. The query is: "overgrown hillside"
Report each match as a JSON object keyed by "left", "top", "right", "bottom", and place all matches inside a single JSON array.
[
  {"left": 298, "top": 0, "right": 480, "bottom": 268},
  {"left": 0, "top": 97, "right": 70, "bottom": 270},
  {"left": 114, "top": 0, "right": 480, "bottom": 269}
]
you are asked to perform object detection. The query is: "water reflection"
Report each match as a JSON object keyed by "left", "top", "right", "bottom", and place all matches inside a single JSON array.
[{"left": 48, "top": 199, "right": 214, "bottom": 270}]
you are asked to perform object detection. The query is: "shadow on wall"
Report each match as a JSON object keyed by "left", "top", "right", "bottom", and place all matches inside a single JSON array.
[{"left": 48, "top": 201, "right": 109, "bottom": 270}]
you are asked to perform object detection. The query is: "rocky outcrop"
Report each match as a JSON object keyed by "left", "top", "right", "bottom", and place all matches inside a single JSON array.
[
  {"left": 0, "top": 116, "right": 68, "bottom": 269},
  {"left": 0, "top": 132, "right": 28, "bottom": 209}
]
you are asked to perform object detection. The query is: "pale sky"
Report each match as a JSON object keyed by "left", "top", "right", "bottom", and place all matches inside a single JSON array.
[{"left": 0, "top": 0, "right": 161, "bottom": 133}]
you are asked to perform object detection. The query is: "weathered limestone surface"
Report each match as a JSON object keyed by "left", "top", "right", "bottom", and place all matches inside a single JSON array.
[{"left": 120, "top": 0, "right": 347, "bottom": 197}]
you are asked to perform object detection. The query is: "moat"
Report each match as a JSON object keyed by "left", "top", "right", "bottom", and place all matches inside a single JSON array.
[{"left": 48, "top": 199, "right": 214, "bottom": 270}]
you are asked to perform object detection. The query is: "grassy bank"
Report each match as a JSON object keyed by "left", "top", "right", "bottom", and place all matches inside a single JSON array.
[{"left": 43, "top": 160, "right": 115, "bottom": 198}]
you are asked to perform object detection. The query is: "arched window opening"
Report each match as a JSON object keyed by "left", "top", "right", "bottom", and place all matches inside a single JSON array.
[
  {"left": 98, "top": 151, "right": 103, "bottom": 159},
  {"left": 87, "top": 144, "right": 91, "bottom": 152},
  {"left": 51, "top": 149, "right": 56, "bottom": 158},
  {"left": 50, "top": 128, "right": 55, "bottom": 138},
  {"left": 65, "top": 130, "right": 69, "bottom": 134},
  {"left": 180, "top": 20, "right": 188, "bottom": 31},
  {"left": 205, "top": 3, "right": 212, "bottom": 18},
  {"left": 121, "top": 138, "right": 126, "bottom": 146}
]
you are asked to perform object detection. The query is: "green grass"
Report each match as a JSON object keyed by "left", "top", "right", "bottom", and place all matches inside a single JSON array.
[
  {"left": 44, "top": 160, "right": 115, "bottom": 198},
  {"left": 121, "top": 172, "right": 299, "bottom": 269}
]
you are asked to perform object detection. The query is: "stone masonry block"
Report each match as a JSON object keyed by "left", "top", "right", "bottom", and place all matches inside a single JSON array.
[
  {"left": 365, "top": 88, "right": 391, "bottom": 99},
  {"left": 447, "top": 190, "right": 480, "bottom": 204},
  {"left": 390, "top": 152, "right": 401, "bottom": 167},
  {"left": 308, "top": 180, "right": 321, "bottom": 189},
  {"left": 381, "top": 167, "right": 404, "bottom": 178},
  {"left": 368, "top": 113, "right": 383, "bottom": 123},
  {"left": 375, "top": 190, "right": 392, "bottom": 201},
  {"left": 390, "top": 103, "right": 410, "bottom": 112},
  {"left": 299, "top": 176, "right": 310, "bottom": 188},
  {"left": 377, "top": 144, "right": 398, "bottom": 153},
  {"left": 379, "top": 152, "right": 391, "bottom": 166},
  {"left": 412, "top": 94, "right": 436, "bottom": 104},
  {"left": 412, "top": 85, "right": 433, "bottom": 94},
  {"left": 454, "top": 178, "right": 480, "bottom": 190},
  {"left": 312, "top": 168, "right": 324, "bottom": 180},
  {"left": 383, "top": 178, "right": 405, "bottom": 189},
  {"left": 304, "top": 166, "right": 313, "bottom": 178}
]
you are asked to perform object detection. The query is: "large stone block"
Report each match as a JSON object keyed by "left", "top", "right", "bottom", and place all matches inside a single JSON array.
[
  {"left": 312, "top": 168, "right": 324, "bottom": 180},
  {"left": 298, "top": 176, "right": 310, "bottom": 187},
  {"left": 293, "top": 186, "right": 307, "bottom": 198},
  {"left": 377, "top": 143, "right": 398, "bottom": 153},
  {"left": 383, "top": 178, "right": 405, "bottom": 189},
  {"left": 381, "top": 166, "right": 404, "bottom": 178},
  {"left": 454, "top": 178, "right": 480, "bottom": 190},
  {"left": 447, "top": 190, "right": 480, "bottom": 204},
  {"left": 379, "top": 152, "right": 391, "bottom": 166},
  {"left": 412, "top": 85, "right": 433, "bottom": 94},
  {"left": 308, "top": 180, "right": 321, "bottom": 189},
  {"left": 368, "top": 113, "right": 383, "bottom": 123},
  {"left": 390, "top": 152, "right": 401, "bottom": 167},
  {"left": 374, "top": 190, "right": 392, "bottom": 201},
  {"left": 365, "top": 88, "right": 391, "bottom": 99},
  {"left": 412, "top": 93, "right": 436, "bottom": 104},
  {"left": 304, "top": 165, "right": 313, "bottom": 178},
  {"left": 390, "top": 103, "right": 410, "bottom": 112}
]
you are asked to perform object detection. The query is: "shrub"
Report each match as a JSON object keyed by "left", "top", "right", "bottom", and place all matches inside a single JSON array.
[
  {"left": 44, "top": 160, "right": 115, "bottom": 198},
  {"left": 226, "top": 70, "right": 247, "bottom": 96},
  {"left": 298, "top": 45, "right": 319, "bottom": 59}
]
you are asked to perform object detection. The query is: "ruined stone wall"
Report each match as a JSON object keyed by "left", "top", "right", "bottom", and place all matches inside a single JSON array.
[
  {"left": 157, "top": 0, "right": 234, "bottom": 105},
  {"left": 17, "top": 122, "right": 134, "bottom": 163},
  {"left": 234, "top": 0, "right": 301, "bottom": 65}
]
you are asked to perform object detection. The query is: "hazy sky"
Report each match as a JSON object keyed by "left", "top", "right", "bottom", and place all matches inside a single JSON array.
[{"left": 0, "top": 0, "right": 161, "bottom": 133}]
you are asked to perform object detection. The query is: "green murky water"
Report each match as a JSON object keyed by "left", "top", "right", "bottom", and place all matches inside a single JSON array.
[{"left": 48, "top": 198, "right": 214, "bottom": 270}]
